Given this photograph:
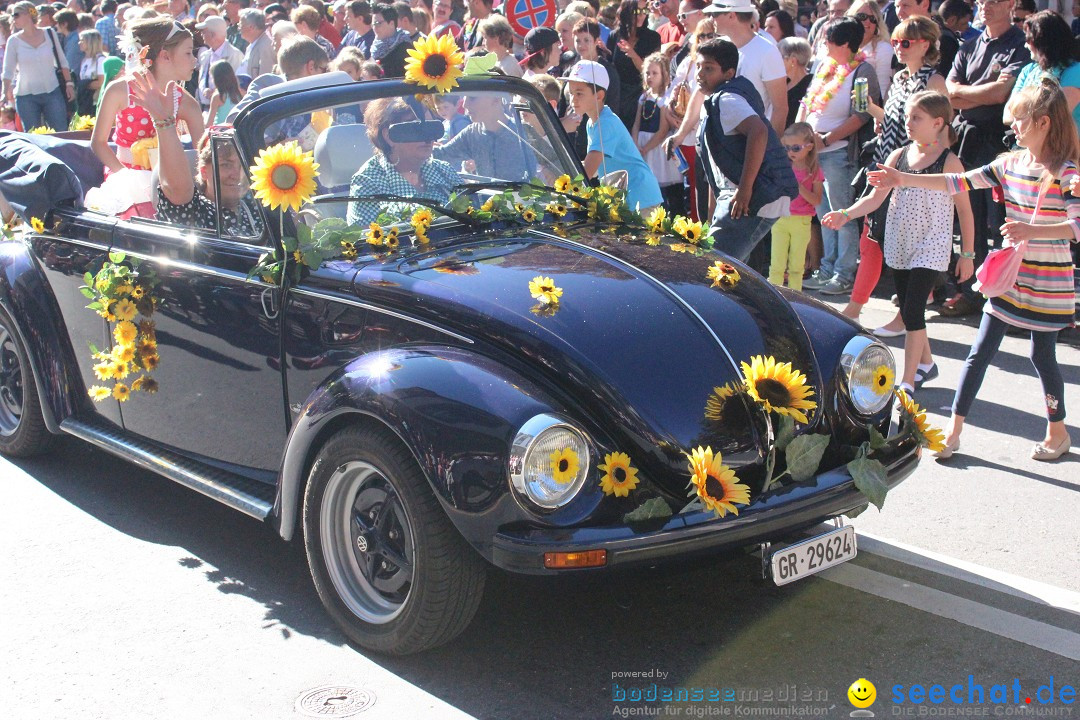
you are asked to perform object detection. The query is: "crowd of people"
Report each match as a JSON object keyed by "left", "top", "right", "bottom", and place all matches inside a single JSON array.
[{"left": 1, "top": 0, "right": 1077, "bottom": 460}]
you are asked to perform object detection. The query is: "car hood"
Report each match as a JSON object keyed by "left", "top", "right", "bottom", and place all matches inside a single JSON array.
[{"left": 352, "top": 223, "right": 824, "bottom": 495}]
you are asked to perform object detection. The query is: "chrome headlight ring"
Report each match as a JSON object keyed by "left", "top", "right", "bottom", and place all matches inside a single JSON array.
[
  {"left": 509, "top": 414, "right": 592, "bottom": 511},
  {"left": 839, "top": 335, "right": 895, "bottom": 415}
]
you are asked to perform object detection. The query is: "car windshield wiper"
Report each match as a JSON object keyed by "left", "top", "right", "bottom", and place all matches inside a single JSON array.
[
  {"left": 451, "top": 180, "right": 537, "bottom": 195},
  {"left": 311, "top": 193, "right": 482, "bottom": 227}
]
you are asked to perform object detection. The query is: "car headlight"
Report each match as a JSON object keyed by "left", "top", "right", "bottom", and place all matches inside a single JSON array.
[
  {"left": 509, "top": 414, "right": 591, "bottom": 510},
  {"left": 840, "top": 336, "right": 895, "bottom": 415}
]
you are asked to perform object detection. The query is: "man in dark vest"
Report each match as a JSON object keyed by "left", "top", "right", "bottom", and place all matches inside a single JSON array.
[{"left": 696, "top": 37, "right": 798, "bottom": 262}]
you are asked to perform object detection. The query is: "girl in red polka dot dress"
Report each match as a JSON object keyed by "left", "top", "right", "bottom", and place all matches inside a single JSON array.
[{"left": 87, "top": 16, "right": 204, "bottom": 218}]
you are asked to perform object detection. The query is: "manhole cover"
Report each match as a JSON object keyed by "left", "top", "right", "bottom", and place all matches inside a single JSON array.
[{"left": 295, "top": 686, "right": 376, "bottom": 717}]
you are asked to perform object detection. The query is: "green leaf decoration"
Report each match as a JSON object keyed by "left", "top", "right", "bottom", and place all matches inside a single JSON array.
[
  {"left": 295, "top": 223, "right": 312, "bottom": 245},
  {"left": 108, "top": 251, "right": 125, "bottom": 264},
  {"left": 464, "top": 52, "right": 498, "bottom": 75},
  {"left": 846, "top": 504, "right": 868, "bottom": 519},
  {"left": 86, "top": 301, "right": 102, "bottom": 311},
  {"left": 281, "top": 235, "right": 298, "bottom": 252},
  {"left": 785, "top": 433, "right": 830, "bottom": 483},
  {"left": 868, "top": 425, "right": 887, "bottom": 451},
  {"left": 847, "top": 456, "right": 888, "bottom": 510},
  {"left": 775, "top": 414, "right": 796, "bottom": 452},
  {"left": 79, "top": 287, "right": 95, "bottom": 299},
  {"left": 623, "top": 497, "right": 674, "bottom": 524},
  {"left": 83, "top": 271, "right": 93, "bottom": 286}
]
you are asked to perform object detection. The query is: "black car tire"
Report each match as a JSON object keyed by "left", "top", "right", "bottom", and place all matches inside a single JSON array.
[
  {"left": 0, "top": 307, "right": 53, "bottom": 457},
  {"left": 303, "top": 424, "right": 486, "bottom": 654}
]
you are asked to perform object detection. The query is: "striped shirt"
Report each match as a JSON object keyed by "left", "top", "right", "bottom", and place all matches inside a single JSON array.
[{"left": 945, "top": 154, "right": 1079, "bottom": 331}]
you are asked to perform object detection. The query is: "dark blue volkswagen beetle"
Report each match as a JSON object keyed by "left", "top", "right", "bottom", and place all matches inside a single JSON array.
[{"left": 0, "top": 75, "right": 920, "bottom": 654}]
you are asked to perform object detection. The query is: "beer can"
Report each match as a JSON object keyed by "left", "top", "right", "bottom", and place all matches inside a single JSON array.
[{"left": 852, "top": 77, "right": 869, "bottom": 113}]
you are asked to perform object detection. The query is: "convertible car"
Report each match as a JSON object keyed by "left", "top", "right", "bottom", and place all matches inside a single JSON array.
[{"left": 0, "top": 75, "right": 921, "bottom": 655}]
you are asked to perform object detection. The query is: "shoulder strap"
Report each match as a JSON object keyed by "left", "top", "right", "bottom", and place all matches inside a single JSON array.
[{"left": 45, "top": 28, "right": 63, "bottom": 70}]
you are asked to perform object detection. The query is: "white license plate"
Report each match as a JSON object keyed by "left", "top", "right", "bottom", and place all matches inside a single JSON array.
[{"left": 770, "top": 525, "right": 857, "bottom": 586}]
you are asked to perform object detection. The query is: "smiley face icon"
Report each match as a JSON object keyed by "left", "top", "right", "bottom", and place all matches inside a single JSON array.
[{"left": 848, "top": 679, "right": 876, "bottom": 708}]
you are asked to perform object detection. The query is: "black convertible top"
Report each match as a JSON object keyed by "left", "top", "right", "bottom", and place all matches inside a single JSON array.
[{"left": 0, "top": 131, "right": 104, "bottom": 221}]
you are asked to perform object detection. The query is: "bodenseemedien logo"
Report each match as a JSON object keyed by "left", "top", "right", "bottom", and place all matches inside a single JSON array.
[{"left": 848, "top": 678, "right": 877, "bottom": 717}]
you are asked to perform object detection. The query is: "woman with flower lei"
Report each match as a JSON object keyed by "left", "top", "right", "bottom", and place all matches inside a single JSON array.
[
  {"left": 87, "top": 16, "right": 203, "bottom": 219},
  {"left": 796, "top": 16, "right": 879, "bottom": 297}
]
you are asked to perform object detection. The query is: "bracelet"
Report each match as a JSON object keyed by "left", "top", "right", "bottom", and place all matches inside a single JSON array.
[
  {"left": 65, "top": 80, "right": 73, "bottom": 85},
  {"left": 959, "top": 251, "right": 975, "bottom": 259},
  {"left": 153, "top": 115, "right": 176, "bottom": 129},
  {"left": 839, "top": 208, "right": 850, "bottom": 218}
]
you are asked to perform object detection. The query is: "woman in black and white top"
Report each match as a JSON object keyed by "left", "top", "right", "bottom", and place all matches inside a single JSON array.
[
  {"left": 1, "top": 1, "right": 74, "bottom": 131},
  {"left": 130, "top": 70, "right": 262, "bottom": 237}
]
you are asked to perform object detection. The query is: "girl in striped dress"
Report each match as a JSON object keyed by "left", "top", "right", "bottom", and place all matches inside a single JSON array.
[{"left": 869, "top": 78, "right": 1076, "bottom": 462}]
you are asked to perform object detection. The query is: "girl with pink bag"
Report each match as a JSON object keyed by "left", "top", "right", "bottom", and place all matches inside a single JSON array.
[{"left": 869, "top": 78, "right": 1077, "bottom": 462}]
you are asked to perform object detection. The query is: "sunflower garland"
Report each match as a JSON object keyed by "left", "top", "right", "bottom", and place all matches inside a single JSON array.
[
  {"left": 404, "top": 34, "right": 465, "bottom": 93},
  {"left": 80, "top": 252, "right": 161, "bottom": 403}
]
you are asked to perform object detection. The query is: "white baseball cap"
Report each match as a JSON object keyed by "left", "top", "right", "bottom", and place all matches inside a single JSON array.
[
  {"left": 195, "top": 15, "right": 228, "bottom": 33},
  {"left": 704, "top": 0, "right": 758, "bottom": 14},
  {"left": 564, "top": 60, "right": 609, "bottom": 90}
]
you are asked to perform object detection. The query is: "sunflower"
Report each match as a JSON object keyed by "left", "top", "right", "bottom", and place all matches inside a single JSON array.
[
  {"left": 707, "top": 261, "right": 741, "bottom": 290},
  {"left": 138, "top": 320, "right": 156, "bottom": 341},
  {"left": 685, "top": 446, "right": 751, "bottom": 518},
  {"left": 93, "top": 361, "right": 112, "bottom": 382},
  {"left": 29, "top": 127, "right": 55, "bottom": 135},
  {"left": 140, "top": 376, "right": 159, "bottom": 393},
  {"left": 385, "top": 229, "right": 400, "bottom": 250},
  {"left": 292, "top": 249, "right": 303, "bottom": 264},
  {"left": 645, "top": 207, "right": 666, "bottom": 232},
  {"left": 645, "top": 234, "right": 661, "bottom": 246},
  {"left": 112, "top": 383, "right": 131, "bottom": 402},
  {"left": 521, "top": 208, "right": 537, "bottom": 222},
  {"left": 586, "top": 201, "right": 599, "bottom": 219},
  {"left": 871, "top": 365, "right": 895, "bottom": 396},
  {"left": 113, "top": 344, "right": 136, "bottom": 364},
  {"left": 114, "top": 320, "right": 137, "bottom": 347},
  {"left": 249, "top": 141, "right": 319, "bottom": 212},
  {"left": 113, "top": 298, "right": 137, "bottom": 322},
  {"left": 366, "top": 222, "right": 385, "bottom": 246},
  {"left": 598, "top": 452, "right": 639, "bottom": 497},
  {"left": 114, "top": 284, "right": 134, "bottom": 297},
  {"left": 30, "top": 217, "right": 45, "bottom": 233},
  {"left": 88, "top": 385, "right": 111, "bottom": 402},
  {"left": 415, "top": 229, "right": 430, "bottom": 245},
  {"left": 404, "top": 34, "right": 465, "bottom": 93},
  {"left": 340, "top": 240, "right": 357, "bottom": 259},
  {"left": 895, "top": 389, "right": 945, "bottom": 452},
  {"left": 130, "top": 285, "right": 146, "bottom": 300},
  {"left": 607, "top": 205, "right": 621, "bottom": 223},
  {"left": 549, "top": 447, "right": 580, "bottom": 484},
  {"left": 480, "top": 198, "right": 494, "bottom": 213},
  {"left": 545, "top": 202, "right": 568, "bottom": 218},
  {"left": 411, "top": 208, "right": 433, "bottom": 229},
  {"left": 554, "top": 175, "right": 572, "bottom": 193},
  {"left": 110, "top": 361, "right": 130, "bottom": 379},
  {"left": 704, "top": 382, "right": 742, "bottom": 422},
  {"left": 131, "top": 376, "right": 145, "bottom": 392},
  {"left": 529, "top": 275, "right": 563, "bottom": 305},
  {"left": 142, "top": 353, "right": 160, "bottom": 371},
  {"left": 678, "top": 220, "right": 705, "bottom": 244},
  {"left": 669, "top": 243, "right": 698, "bottom": 254},
  {"left": 739, "top": 355, "right": 817, "bottom": 424}
]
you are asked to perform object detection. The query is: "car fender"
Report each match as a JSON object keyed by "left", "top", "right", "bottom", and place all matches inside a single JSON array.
[
  {"left": 0, "top": 241, "right": 81, "bottom": 433},
  {"left": 275, "top": 345, "right": 593, "bottom": 557}
]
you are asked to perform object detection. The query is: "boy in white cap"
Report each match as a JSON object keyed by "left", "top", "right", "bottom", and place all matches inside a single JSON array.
[{"left": 565, "top": 59, "right": 663, "bottom": 212}]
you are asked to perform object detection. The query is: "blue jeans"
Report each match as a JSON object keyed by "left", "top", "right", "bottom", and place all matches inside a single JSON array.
[
  {"left": 16, "top": 88, "right": 68, "bottom": 132},
  {"left": 815, "top": 149, "right": 859, "bottom": 283},
  {"left": 709, "top": 191, "right": 778, "bottom": 262}
]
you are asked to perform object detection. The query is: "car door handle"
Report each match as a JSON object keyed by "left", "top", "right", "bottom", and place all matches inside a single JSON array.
[{"left": 261, "top": 287, "right": 279, "bottom": 320}]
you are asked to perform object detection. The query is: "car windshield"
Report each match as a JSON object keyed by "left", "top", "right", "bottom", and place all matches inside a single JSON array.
[{"left": 256, "top": 84, "right": 581, "bottom": 227}]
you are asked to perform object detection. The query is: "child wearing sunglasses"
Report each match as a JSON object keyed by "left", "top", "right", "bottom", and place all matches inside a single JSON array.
[{"left": 769, "top": 122, "right": 823, "bottom": 292}]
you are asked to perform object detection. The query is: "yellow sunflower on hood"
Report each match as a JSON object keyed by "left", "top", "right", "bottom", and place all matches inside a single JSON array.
[
  {"left": 250, "top": 141, "right": 320, "bottom": 212},
  {"left": 404, "top": 34, "right": 465, "bottom": 93},
  {"left": 739, "top": 355, "right": 817, "bottom": 424},
  {"left": 686, "top": 446, "right": 750, "bottom": 518},
  {"left": 895, "top": 388, "right": 945, "bottom": 453},
  {"left": 598, "top": 452, "right": 639, "bottom": 497}
]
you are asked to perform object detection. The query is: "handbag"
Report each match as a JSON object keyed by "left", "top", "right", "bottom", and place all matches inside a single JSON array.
[
  {"left": 973, "top": 176, "right": 1050, "bottom": 297},
  {"left": 45, "top": 28, "right": 69, "bottom": 109},
  {"left": 671, "top": 80, "right": 690, "bottom": 120}
]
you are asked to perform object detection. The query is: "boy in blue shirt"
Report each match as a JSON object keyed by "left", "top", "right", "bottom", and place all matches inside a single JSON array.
[{"left": 565, "top": 60, "right": 663, "bottom": 213}]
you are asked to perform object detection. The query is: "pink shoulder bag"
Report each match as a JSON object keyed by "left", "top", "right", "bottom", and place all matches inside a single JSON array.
[{"left": 973, "top": 177, "right": 1051, "bottom": 298}]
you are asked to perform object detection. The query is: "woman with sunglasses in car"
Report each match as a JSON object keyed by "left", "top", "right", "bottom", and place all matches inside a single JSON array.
[
  {"left": 841, "top": 15, "right": 946, "bottom": 337},
  {"left": 608, "top": 0, "right": 661, "bottom": 127},
  {"left": 1005, "top": 10, "right": 1080, "bottom": 136},
  {"left": 845, "top": 0, "right": 892, "bottom": 99}
]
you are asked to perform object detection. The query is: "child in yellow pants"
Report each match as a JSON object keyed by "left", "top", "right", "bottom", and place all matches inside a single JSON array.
[{"left": 769, "top": 123, "right": 823, "bottom": 291}]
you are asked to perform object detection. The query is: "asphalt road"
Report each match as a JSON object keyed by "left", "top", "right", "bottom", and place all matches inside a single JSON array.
[{"left": 2, "top": 294, "right": 1079, "bottom": 720}]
